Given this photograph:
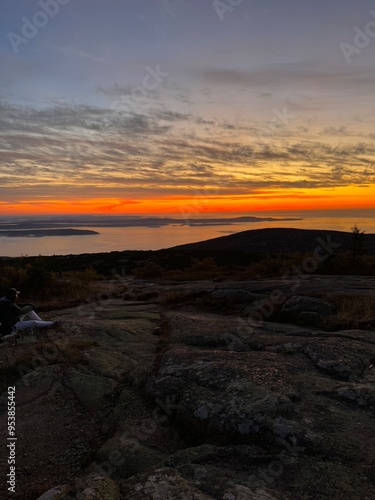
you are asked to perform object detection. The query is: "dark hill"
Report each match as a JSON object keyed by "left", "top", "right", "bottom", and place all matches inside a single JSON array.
[{"left": 170, "top": 227, "right": 375, "bottom": 255}]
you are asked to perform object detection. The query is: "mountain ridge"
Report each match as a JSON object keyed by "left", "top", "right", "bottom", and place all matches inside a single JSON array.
[{"left": 170, "top": 227, "right": 373, "bottom": 254}]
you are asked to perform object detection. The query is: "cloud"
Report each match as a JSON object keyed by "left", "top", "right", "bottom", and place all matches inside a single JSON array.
[
  {"left": 59, "top": 46, "right": 106, "bottom": 63},
  {"left": 154, "top": 110, "right": 191, "bottom": 121},
  {"left": 1, "top": 95, "right": 375, "bottom": 201},
  {"left": 96, "top": 84, "right": 160, "bottom": 102},
  {"left": 197, "top": 63, "right": 375, "bottom": 94},
  {"left": 320, "top": 126, "right": 351, "bottom": 137}
]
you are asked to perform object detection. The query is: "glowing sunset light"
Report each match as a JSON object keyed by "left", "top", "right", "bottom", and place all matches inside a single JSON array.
[
  {"left": 0, "top": 184, "right": 374, "bottom": 216},
  {"left": 1, "top": 1, "right": 374, "bottom": 219}
]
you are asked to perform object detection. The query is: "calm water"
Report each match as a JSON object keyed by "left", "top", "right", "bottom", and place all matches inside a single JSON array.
[{"left": 1, "top": 211, "right": 374, "bottom": 257}]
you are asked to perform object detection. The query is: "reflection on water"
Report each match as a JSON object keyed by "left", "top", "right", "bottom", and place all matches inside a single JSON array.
[{"left": 0, "top": 214, "right": 374, "bottom": 257}]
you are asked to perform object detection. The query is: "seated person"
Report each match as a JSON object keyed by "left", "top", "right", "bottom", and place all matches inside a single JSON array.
[{"left": 0, "top": 288, "right": 59, "bottom": 336}]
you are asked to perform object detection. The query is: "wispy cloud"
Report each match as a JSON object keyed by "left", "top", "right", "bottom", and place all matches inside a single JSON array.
[
  {"left": 198, "top": 63, "right": 375, "bottom": 93},
  {"left": 1, "top": 95, "right": 375, "bottom": 201}
]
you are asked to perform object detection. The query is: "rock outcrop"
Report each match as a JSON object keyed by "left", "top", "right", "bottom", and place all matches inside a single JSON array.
[
  {"left": 280, "top": 295, "right": 336, "bottom": 322},
  {"left": 0, "top": 276, "right": 374, "bottom": 499}
]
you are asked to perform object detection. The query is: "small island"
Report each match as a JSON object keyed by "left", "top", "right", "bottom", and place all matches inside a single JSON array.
[{"left": 0, "top": 229, "right": 99, "bottom": 237}]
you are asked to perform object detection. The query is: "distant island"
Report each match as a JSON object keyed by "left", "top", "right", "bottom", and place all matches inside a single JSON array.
[
  {"left": 0, "top": 229, "right": 99, "bottom": 238},
  {"left": 0, "top": 215, "right": 302, "bottom": 231}
]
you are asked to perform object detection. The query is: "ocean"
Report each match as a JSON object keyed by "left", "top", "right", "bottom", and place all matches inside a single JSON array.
[{"left": 0, "top": 211, "right": 374, "bottom": 257}]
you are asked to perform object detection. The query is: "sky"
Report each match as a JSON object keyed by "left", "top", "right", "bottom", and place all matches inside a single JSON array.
[{"left": 1, "top": 0, "right": 375, "bottom": 216}]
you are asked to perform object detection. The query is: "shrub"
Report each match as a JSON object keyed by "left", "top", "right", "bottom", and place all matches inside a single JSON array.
[
  {"left": 0, "top": 265, "right": 29, "bottom": 292},
  {"left": 134, "top": 260, "right": 165, "bottom": 279}
]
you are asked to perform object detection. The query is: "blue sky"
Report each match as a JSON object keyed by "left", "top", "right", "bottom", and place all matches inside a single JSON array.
[{"left": 1, "top": 0, "right": 375, "bottom": 214}]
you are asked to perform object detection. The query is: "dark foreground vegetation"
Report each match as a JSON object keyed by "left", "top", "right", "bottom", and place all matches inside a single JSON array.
[
  {"left": 0, "top": 228, "right": 372, "bottom": 304},
  {"left": 1, "top": 229, "right": 375, "bottom": 499}
]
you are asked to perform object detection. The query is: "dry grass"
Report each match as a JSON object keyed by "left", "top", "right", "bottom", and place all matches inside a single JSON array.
[
  {"left": 0, "top": 332, "right": 97, "bottom": 393},
  {"left": 160, "top": 290, "right": 192, "bottom": 304},
  {"left": 309, "top": 293, "right": 375, "bottom": 330},
  {"left": 34, "top": 280, "right": 125, "bottom": 311},
  {"left": 330, "top": 294, "right": 375, "bottom": 324}
]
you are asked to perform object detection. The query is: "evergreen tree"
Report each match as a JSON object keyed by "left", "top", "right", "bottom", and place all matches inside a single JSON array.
[{"left": 351, "top": 224, "right": 365, "bottom": 264}]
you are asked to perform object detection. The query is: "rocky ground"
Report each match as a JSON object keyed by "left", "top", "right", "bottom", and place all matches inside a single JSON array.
[{"left": 0, "top": 275, "right": 374, "bottom": 499}]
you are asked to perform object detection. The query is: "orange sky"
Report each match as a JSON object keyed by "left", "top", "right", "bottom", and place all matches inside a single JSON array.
[
  {"left": 1, "top": 186, "right": 374, "bottom": 216},
  {"left": 2, "top": 2, "right": 375, "bottom": 219}
]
